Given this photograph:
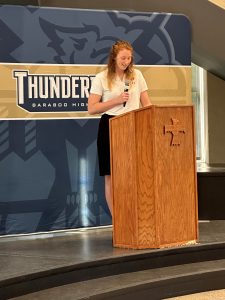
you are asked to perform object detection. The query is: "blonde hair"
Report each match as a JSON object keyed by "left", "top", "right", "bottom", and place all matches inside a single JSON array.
[{"left": 107, "top": 40, "right": 134, "bottom": 90}]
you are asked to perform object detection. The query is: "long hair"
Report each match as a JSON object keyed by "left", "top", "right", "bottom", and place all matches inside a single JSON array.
[{"left": 107, "top": 40, "right": 134, "bottom": 90}]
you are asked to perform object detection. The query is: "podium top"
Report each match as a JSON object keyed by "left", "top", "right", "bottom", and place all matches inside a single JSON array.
[{"left": 110, "top": 104, "right": 194, "bottom": 121}]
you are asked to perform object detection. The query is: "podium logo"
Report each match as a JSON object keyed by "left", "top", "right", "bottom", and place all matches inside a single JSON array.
[
  {"left": 13, "top": 70, "right": 95, "bottom": 113},
  {"left": 164, "top": 118, "right": 186, "bottom": 146}
]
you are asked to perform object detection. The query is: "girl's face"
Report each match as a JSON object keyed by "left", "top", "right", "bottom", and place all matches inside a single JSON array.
[{"left": 115, "top": 49, "right": 132, "bottom": 72}]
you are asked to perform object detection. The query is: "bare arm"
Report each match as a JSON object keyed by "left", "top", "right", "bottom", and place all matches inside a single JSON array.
[
  {"left": 88, "top": 92, "right": 129, "bottom": 115},
  {"left": 140, "top": 90, "right": 152, "bottom": 107}
]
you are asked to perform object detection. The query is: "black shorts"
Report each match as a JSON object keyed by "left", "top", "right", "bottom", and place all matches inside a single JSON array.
[{"left": 97, "top": 114, "right": 115, "bottom": 176}]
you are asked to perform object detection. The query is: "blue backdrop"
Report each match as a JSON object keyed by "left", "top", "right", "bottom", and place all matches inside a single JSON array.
[{"left": 0, "top": 5, "right": 191, "bottom": 234}]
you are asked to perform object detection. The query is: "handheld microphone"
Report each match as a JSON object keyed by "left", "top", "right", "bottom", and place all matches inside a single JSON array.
[{"left": 123, "top": 80, "right": 130, "bottom": 107}]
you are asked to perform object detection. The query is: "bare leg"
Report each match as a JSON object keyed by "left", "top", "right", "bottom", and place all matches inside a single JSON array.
[{"left": 105, "top": 175, "right": 112, "bottom": 215}]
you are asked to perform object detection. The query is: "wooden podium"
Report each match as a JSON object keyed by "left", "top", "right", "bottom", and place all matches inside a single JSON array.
[{"left": 109, "top": 105, "right": 198, "bottom": 249}]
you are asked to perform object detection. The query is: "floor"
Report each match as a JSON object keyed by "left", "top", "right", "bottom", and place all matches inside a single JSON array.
[
  {"left": 0, "top": 220, "right": 224, "bottom": 284},
  {"left": 1, "top": 221, "right": 225, "bottom": 299},
  {"left": 166, "top": 289, "right": 225, "bottom": 299}
]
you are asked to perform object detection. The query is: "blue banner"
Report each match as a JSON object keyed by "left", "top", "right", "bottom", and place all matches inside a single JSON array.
[{"left": 0, "top": 5, "right": 191, "bottom": 234}]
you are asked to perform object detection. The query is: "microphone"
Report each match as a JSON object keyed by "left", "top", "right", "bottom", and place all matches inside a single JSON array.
[{"left": 123, "top": 80, "right": 130, "bottom": 107}]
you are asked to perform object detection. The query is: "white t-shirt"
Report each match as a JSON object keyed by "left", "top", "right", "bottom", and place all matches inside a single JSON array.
[{"left": 90, "top": 68, "right": 148, "bottom": 116}]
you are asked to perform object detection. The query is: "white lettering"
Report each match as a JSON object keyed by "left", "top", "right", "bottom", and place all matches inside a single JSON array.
[
  {"left": 13, "top": 70, "right": 95, "bottom": 105},
  {"left": 72, "top": 77, "right": 79, "bottom": 98},
  {"left": 61, "top": 76, "right": 71, "bottom": 98},
  {"left": 39, "top": 76, "right": 49, "bottom": 99},
  {"left": 13, "top": 71, "right": 28, "bottom": 105},
  {"left": 28, "top": 76, "right": 38, "bottom": 99},
  {"left": 80, "top": 76, "right": 90, "bottom": 98},
  {"left": 49, "top": 76, "right": 60, "bottom": 98}
]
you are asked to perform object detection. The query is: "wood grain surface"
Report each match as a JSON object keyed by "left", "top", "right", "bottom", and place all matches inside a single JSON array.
[{"left": 110, "top": 105, "right": 198, "bottom": 249}]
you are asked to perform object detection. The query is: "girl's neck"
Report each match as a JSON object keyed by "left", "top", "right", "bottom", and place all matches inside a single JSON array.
[{"left": 115, "top": 69, "right": 125, "bottom": 81}]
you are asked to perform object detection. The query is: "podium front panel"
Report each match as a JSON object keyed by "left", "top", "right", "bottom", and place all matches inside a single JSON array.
[
  {"left": 110, "top": 105, "right": 198, "bottom": 249},
  {"left": 154, "top": 106, "right": 198, "bottom": 246}
]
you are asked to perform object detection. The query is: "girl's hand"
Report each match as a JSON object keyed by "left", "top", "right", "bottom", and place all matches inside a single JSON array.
[{"left": 117, "top": 92, "right": 129, "bottom": 105}]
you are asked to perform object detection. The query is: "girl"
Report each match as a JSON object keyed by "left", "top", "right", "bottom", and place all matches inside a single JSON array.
[{"left": 88, "top": 40, "right": 151, "bottom": 214}]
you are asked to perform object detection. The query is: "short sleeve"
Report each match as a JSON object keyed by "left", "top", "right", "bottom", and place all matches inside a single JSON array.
[
  {"left": 90, "top": 75, "right": 103, "bottom": 96},
  {"left": 137, "top": 70, "right": 148, "bottom": 92}
]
